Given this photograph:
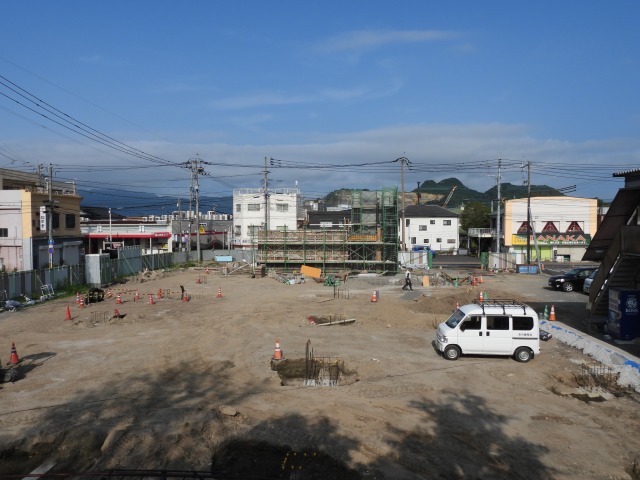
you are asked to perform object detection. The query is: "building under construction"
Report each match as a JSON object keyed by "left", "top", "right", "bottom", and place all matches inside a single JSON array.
[{"left": 255, "top": 188, "right": 399, "bottom": 274}]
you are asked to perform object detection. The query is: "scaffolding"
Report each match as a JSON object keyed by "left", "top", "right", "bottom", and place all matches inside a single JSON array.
[{"left": 256, "top": 188, "right": 399, "bottom": 274}]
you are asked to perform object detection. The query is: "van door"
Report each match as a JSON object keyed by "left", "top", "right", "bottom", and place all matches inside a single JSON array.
[
  {"left": 484, "top": 315, "right": 512, "bottom": 354},
  {"left": 457, "top": 315, "right": 483, "bottom": 354}
]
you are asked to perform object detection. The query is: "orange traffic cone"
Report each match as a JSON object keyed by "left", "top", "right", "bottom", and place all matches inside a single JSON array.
[
  {"left": 9, "top": 342, "right": 20, "bottom": 364},
  {"left": 76, "top": 292, "right": 80, "bottom": 304},
  {"left": 65, "top": 306, "right": 72, "bottom": 321},
  {"left": 113, "top": 308, "right": 120, "bottom": 318},
  {"left": 206, "top": 267, "right": 209, "bottom": 275},
  {"left": 272, "top": 339, "right": 283, "bottom": 360},
  {"left": 157, "top": 288, "right": 162, "bottom": 300},
  {"left": 472, "top": 277, "right": 478, "bottom": 286},
  {"left": 79, "top": 297, "right": 85, "bottom": 309},
  {"left": 479, "top": 291, "right": 484, "bottom": 302},
  {"left": 455, "top": 302, "right": 460, "bottom": 310},
  {"left": 196, "top": 275, "right": 201, "bottom": 284},
  {"left": 549, "top": 305, "right": 556, "bottom": 321},
  {"left": 479, "top": 275, "right": 484, "bottom": 284},
  {"left": 371, "top": 290, "right": 377, "bottom": 303},
  {"left": 182, "top": 291, "right": 188, "bottom": 302},
  {"left": 134, "top": 290, "right": 140, "bottom": 302},
  {"left": 217, "top": 287, "right": 222, "bottom": 298},
  {"left": 148, "top": 294, "right": 154, "bottom": 305},
  {"left": 116, "top": 293, "right": 122, "bottom": 304},
  {"left": 107, "top": 289, "right": 112, "bottom": 299}
]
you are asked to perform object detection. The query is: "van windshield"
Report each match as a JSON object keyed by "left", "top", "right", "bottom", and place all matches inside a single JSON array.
[{"left": 445, "top": 310, "right": 465, "bottom": 328}]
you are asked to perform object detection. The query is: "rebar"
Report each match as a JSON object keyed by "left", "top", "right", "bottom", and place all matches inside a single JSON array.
[{"left": 579, "top": 362, "right": 616, "bottom": 391}]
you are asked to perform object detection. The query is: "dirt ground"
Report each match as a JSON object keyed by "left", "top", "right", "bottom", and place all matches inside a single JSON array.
[{"left": 1, "top": 267, "right": 639, "bottom": 479}]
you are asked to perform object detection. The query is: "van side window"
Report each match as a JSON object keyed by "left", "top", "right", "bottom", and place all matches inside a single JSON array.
[
  {"left": 486, "top": 316, "right": 509, "bottom": 330},
  {"left": 463, "top": 316, "right": 482, "bottom": 330},
  {"left": 513, "top": 316, "right": 534, "bottom": 331}
]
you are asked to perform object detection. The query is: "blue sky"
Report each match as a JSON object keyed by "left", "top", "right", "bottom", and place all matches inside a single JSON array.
[{"left": 1, "top": 1, "right": 639, "bottom": 212}]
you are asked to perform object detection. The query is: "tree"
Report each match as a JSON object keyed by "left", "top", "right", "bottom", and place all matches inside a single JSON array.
[{"left": 460, "top": 201, "right": 490, "bottom": 232}]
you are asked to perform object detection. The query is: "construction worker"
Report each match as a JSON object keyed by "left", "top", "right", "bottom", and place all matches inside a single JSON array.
[{"left": 402, "top": 269, "right": 413, "bottom": 291}]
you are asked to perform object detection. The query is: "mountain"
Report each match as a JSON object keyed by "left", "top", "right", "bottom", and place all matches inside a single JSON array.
[
  {"left": 322, "top": 178, "right": 564, "bottom": 209},
  {"left": 79, "top": 189, "right": 233, "bottom": 217}
]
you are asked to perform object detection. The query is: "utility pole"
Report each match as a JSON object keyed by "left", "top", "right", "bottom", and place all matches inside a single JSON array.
[
  {"left": 526, "top": 161, "right": 531, "bottom": 265},
  {"left": 47, "top": 163, "right": 53, "bottom": 268},
  {"left": 191, "top": 157, "right": 203, "bottom": 263},
  {"left": 263, "top": 157, "right": 270, "bottom": 230},
  {"left": 395, "top": 157, "right": 410, "bottom": 251},
  {"left": 177, "top": 197, "right": 182, "bottom": 252},
  {"left": 496, "top": 159, "right": 502, "bottom": 258}
]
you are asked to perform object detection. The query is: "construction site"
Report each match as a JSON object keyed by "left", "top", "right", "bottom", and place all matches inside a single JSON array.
[
  {"left": 256, "top": 189, "right": 399, "bottom": 274},
  {"left": 1, "top": 264, "right": 640, "bottom": 479}
]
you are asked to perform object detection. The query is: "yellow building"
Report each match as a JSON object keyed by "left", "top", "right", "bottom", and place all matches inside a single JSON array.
[{"left": 0, "top": 168, "right": 82, "bottom": 270}]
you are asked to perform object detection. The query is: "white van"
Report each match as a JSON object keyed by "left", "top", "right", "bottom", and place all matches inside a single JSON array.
[{"left": 435, "top": 299, "right": 540, "bottom": 362}]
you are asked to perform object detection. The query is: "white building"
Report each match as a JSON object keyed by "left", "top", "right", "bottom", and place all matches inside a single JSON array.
[
  {"left": 403, "top": 205, "right": 460, "bottom": 254},
  {"left": 232, "top": 188, "right": 303, "bottom": 249},
  {"left": 501, "top": 196, "right": 598, "bottom": 262}
]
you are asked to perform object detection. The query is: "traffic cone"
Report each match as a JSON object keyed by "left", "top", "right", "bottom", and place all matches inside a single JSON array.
[
  {"left": 65, "top": 306, "right": 72, "bottom": 321},
  {"left": 113, "top": 308, "right": 120, "bottom": 318},
  {"left": 182, "top": 291, "right": 188, "bottom": 302},
  {"left": 148, "top": 294, "right": 154, "bottom": 305},
  {"left": 479, "top": 275, "right": 484, "bottom": 284},
  {"left": 9, "top": 342, "right": 20, "bottom": 364},
  {"left": 455, "top": 302, "right": 460, "bottom": 311},
  {"left": 107, "top": 289, "right": 112, "bottom": 299},
  {"left": 157, "top": 288, "right": 162, "bottom": 300},
  {"left": 371, "top": 290, "right": 377, "bottom": 303},
  {"left": 76, "top": 292, "right": 80, "bottom": 304},
  {"left": 206, "top": 267, "right": 209, "bottom": 275},
  {"left": 79, "top": 297, "right": 85, "bottom": 309},
  {"left": 479, "top": 291, "right": 484, "bottom": 302},
  {"left": 543, "top": 305, "right": 549, "bottom": 320},
  {"left": 134, "top": 290, "right": 140, "bottom": 302},
  {"left": 272, "top": 339, "right": 283, "bottom": 361},
  {"left": 196, "top": 275, "right": 201, "bottom": 284},
  {"left": 472, "top": 277, "right": 478, "bottom": 286},
  {"left": 549, "top": 305, "right": 556, "bottom": 321},
  {"left": 116, "top": 293, "right": 122, "bottom": 305},
  {"left": 217, "top": 287, "right": 222, "bottom": 298}
]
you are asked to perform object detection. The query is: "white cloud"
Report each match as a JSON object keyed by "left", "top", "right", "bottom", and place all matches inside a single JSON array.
[{"left": 316, "top": 29, "right": 458, "bottom": 54}]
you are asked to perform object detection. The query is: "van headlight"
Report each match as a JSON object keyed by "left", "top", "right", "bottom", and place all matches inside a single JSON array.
[{"left": 437, "top": 332, "right": 447, "bottom": 343}]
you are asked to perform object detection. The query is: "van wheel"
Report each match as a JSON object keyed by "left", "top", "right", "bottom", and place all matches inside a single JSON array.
[
  {"left": 443, "top": 345, "right": 461, "bottom": 361},
  {"left": 514, "top": 347, "right": 532, "bottom": 363}
]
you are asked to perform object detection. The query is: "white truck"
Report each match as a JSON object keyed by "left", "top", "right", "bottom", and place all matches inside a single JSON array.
[{"left": 435, "top": 299, "right": 540, "bottom": 362}]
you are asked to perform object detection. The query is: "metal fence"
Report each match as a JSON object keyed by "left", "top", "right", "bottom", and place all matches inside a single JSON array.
[{"left": 0, "top": 265, "right": 84, "bottom": 300}]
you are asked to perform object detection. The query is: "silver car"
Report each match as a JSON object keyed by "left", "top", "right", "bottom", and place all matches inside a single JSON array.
[{"left": 582, "top": 269, "right": 598, "bottom": 294}]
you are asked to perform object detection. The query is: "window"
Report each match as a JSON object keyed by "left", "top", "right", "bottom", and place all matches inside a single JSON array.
[
  {"left": 52, "top": 213, "right": 59, "bottom": 229},
  {"left": 248, "top": 204, "right": 261, "bottom": 211},
  {"left": 423, "top": 239, "right": 430, "bottom": 244},
  {"left": 513, "top": 317, "right": 534, "bottom": 331},
  {"left": 447, "top": 239, "right": 456, "bottom": 244},
  {"left": 248, "top": 225, "right": 260, "bottom": 235},
  {"left": 410, "top": 237, "right": 416, "bottom": 244},
  {"left": 487, "top": 316, "right": 510, "bottom": 330},
  {"left": 96, "top": 225, "right": 103, "bottom": 233},
  {"left": 461, "top": 316, "right": 481, "bottom": 330},
  {"left": 542, "top": 221, "right": 558, "bottom": 232},
  {"left": 235, "top": 204, "right": 241, "bottom": 212},
  {"left": 0, "top": 228, "right": 7, "bottom": 237},
  {"left": 443, "top": 220, "right": 451, "bottom": 226},
  {"left": 234, "top": 225, "right": 241, "bottom": 236},
  {"left": 406, "top": 219, "right": 410, "bottom": 226},
  {"left": 419, "top": 225, "right": 427, "bottom": 231},
  {"left": 65, "top": 214, "right": 76, "bottom": 229},
  {"left": 436, "top": 238, "right": 442, "bottom": 243},
  {"left": 276, "top": 203, "right": 289, "bottom": 212},
  {"left": 430, "top": 220, "right": 435, "bottom": 225},
  {"left": 139, "top": 225, "right": 145, "bottom": 232},
  {"left": 517, "top": 221, "right": 532, "bottom": 234}
]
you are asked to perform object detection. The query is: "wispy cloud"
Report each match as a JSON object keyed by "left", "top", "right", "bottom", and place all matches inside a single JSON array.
[
  {"left": 316, "top": 29, "right": 458, "bottom": 54},
  {"left": 210, "top": 85, "right": 375, "bottom": 110}
]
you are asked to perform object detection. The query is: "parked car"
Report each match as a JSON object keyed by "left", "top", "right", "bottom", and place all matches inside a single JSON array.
[
  {"left": 411, "top": 245, "right": 437, "bottom": 256},
  {"left": 582, "top": 269, "right": 598, "bottom": 294},
  {"left": 435, "top": 299, "right": 540, "bottom": 362},
  {"left": 548, "top": 267, "right": 598, "bottom": 292}
]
